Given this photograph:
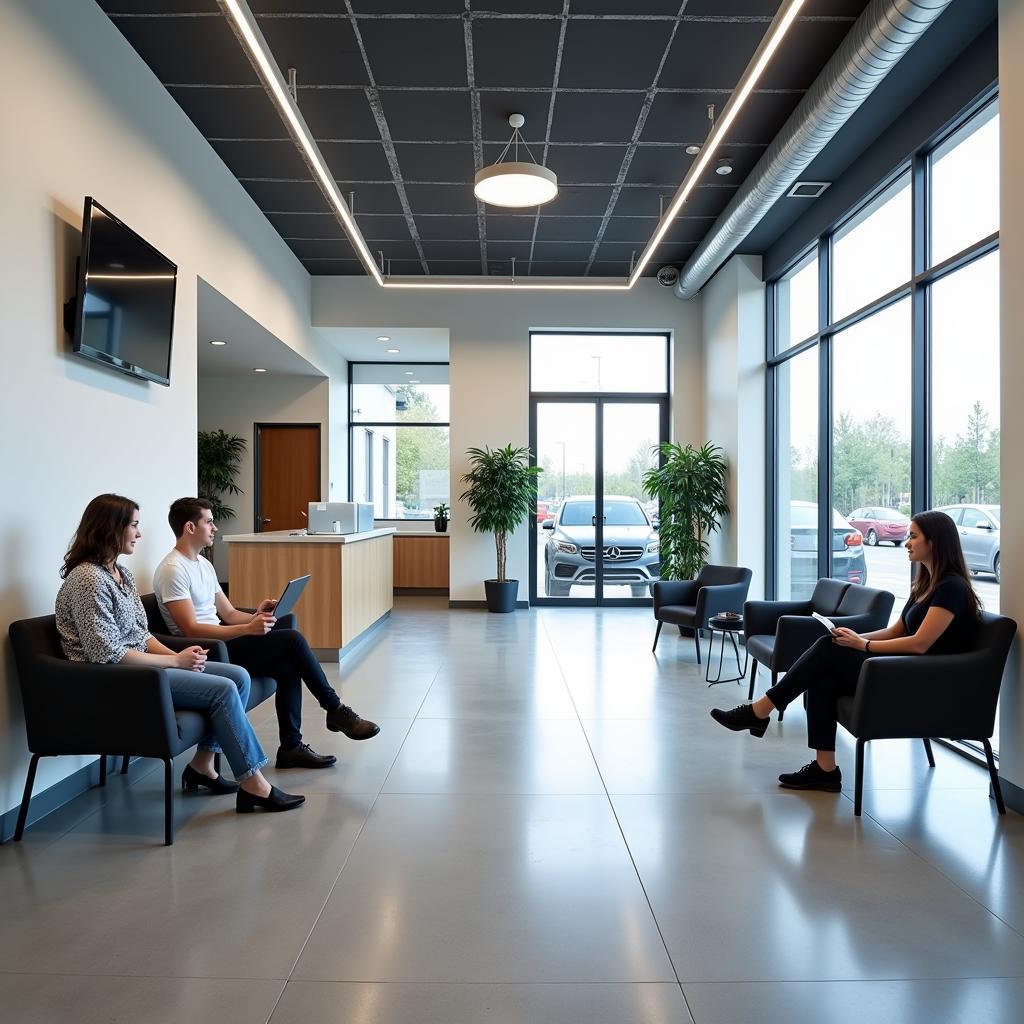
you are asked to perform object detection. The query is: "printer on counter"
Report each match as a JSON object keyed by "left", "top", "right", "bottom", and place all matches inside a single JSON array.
[{"left": 307, "top": 501, "right": 374, "bottom": 535}]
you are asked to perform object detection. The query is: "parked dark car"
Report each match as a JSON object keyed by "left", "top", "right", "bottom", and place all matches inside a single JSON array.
[
  {"left": 542, "top": 495, "right": 660, "bottom": 597},
  {"left": 847, "top": 506, "right": 910, "bottom": 546},
  {"left": 935, "top": 504, "right": 1001, "bottom": 582},
  {"left": 788, "top": 501, "right": 867, "bottom": 600}
]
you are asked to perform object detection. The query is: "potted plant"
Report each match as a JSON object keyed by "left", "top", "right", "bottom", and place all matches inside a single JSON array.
[
  {"left": 459, "top": 444, "right": 542, "bottom": 612},
  {"left": 433, "top": 502, "right": 450, "bottom": 533},
  {"left": 197, "top": 429, "right": 246, "bottom": 560},
  {"left": 642, "top": 441, "right": 729, "bottom": 582}
]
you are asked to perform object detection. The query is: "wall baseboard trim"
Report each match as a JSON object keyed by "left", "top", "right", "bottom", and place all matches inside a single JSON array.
[
  {"left": 1001, "top": 777, "right": 1024, "bottom": 815},
  {"left": 448, "top": 600, "right": 531, "bottom": 609},
  {"left": 394, "top": 588, "right": 449, "bottom": 597}
]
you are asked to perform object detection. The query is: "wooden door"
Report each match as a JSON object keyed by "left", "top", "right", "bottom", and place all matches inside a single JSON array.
[{"left": 255, "top": 424, "right": 321, "bottom": 532}]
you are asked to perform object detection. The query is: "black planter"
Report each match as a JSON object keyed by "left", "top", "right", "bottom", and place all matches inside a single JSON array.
[
  {"left": 434, "top": 517, "right": 448, "bottom": 533},
  {"left": 484, "top": 579, "right": 519, "bottom": 613}
]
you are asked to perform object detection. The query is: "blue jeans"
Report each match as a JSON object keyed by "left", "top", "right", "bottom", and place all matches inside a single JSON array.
[{"left": 165, "top": 663, "right": 268, "bottom": 780}]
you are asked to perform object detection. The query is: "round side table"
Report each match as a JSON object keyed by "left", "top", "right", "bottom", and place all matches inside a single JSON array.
[{"left": 705, "top": 614, "right": 748, "bottom": 686}]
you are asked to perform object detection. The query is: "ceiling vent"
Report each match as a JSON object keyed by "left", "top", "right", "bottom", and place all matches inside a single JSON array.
[{"left": 788, "top": 181, "right": 831, "bottom": 199}]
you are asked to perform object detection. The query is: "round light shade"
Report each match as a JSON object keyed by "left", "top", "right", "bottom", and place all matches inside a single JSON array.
[{"left": 474, "top": 161, "right": 558, "bottom": 208}]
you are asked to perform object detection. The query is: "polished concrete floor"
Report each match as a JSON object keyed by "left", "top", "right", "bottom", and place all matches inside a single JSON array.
[{"left": 2, "top": 598, "right": 1024, "bottom": 1023}]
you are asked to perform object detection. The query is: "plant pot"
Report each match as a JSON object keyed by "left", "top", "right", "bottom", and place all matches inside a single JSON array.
[
  {"left": 434, "top": 517, "right": 448, "bottom": 533},
  {"left": 484, "top": 579, "right": 518, "bottom": 613}
]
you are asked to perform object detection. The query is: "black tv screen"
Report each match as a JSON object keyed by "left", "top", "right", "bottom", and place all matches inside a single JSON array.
[{"left": 70, "top": 197, "right": 177, "bottom": 386}]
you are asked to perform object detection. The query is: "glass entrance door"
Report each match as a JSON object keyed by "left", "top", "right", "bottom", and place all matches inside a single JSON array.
[{"left": 532, "top": 398, "right": 666, "bottom": 605}]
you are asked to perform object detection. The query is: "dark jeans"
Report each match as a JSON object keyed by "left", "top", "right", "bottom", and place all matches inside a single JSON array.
[
  {"left": 764, "top": 635, "right": 870, "bottom": 752},
  {"left": 226, "top": 621, "right": 341, "bottom": 750}
]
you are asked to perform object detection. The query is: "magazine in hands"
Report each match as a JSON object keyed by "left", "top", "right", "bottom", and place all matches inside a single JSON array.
[
  {"left": 272, "top": 574, "right": 312, "bottom": 619},
  {"left": 811, "top": 611, "right": 837, "bottom": 633}
]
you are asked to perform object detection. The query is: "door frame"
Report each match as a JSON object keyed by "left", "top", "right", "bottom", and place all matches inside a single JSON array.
[
  {"left": 253, "top": 422, "right": 322, "bottom": 533},
  {"left": 529, "top": 394, "right": 669, "bottom": 607}
]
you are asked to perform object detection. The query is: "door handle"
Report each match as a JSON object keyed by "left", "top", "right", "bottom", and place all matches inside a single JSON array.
[
  {"left": 592, "top": 515, "right": 605, "bottom": 526},
  {"left": 261, "top": 517, "right": 272, "bottom": 525}
]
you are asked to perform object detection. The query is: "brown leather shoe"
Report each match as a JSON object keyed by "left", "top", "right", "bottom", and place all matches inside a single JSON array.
[{"left": 326, "top": 704, "right": 381, "bottom": 740}]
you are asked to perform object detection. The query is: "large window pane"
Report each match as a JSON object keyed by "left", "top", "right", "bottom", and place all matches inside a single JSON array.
[
  {"left": 775, "top": 348, "right": 818, "bottom": 600},
  {"left": 391, "top": 426, "right": 450, "bottom": 520},
  {"left": 930, "top": 104, "right": 999, "bottom": 266},
  {"left": 776, "top": 250, "right": 818, "bottom": 351},
  {"left": 531, "top": 334, "right": 668, "bottom": 393},
  {"left": 352, "top": 363, "right": 449, "bottom": 423},
  {"left": 832, "top": 299, "right": 912, "bottom": 618},
  {"left": 832, "top": 174, "right": 911, "bottom": 321}
]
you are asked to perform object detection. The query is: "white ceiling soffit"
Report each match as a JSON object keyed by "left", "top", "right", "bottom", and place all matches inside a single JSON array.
[
  {"left": 319, "top": 327, "right": 450, "bottom": 363},
  {"left": 217, "top": 0, "right": 810, "bottom": 293}
]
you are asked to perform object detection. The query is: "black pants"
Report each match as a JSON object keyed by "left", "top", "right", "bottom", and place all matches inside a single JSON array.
[
  {"left": 764, "top": 635, "right": 869, "bottom": 752},
  {"left": 226, "top": 619, "right": 340, "bottom": 750}
]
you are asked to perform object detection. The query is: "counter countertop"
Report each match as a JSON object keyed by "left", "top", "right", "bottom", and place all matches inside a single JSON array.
[{"left": 222, "top": 527, "right": 397, "bottom": 545}]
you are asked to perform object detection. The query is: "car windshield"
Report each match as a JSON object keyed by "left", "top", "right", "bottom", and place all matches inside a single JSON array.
[
  {"left": 560, "top": 500, "right": 648, "bottom": 526},
  {"left": 988, "top": 508, "right": 1000, "bottom": 525}
]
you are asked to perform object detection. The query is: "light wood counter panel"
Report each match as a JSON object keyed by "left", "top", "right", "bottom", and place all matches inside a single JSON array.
[{"left": 393, "top": 534, "right": 450, "bottom": 589}]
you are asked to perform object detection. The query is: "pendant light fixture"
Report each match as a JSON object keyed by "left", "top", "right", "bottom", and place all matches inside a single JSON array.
[{"left": 473, "top": 114, "right": 558, "bottom": 209}]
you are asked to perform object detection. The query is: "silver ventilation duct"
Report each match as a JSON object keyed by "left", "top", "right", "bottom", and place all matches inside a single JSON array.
[{"left": 675, "top": 0, "right": 955, "bottom": 300}]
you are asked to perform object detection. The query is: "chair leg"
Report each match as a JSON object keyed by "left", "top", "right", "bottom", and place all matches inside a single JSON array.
[
  {"left": 164, "top": 759, "right": 175, "bottom": 846},
  {"left": 854, "top": 739, "right": 866, "bottom": 816},
  {"left": 694, "top": 629, "right": 701, "bottom": 665},
  {"left": 773, "top": 671, "right": 784, "bottom": 721},
  {"left": 99, "top": 754, "right": 107, "bottom": 787},
  {"left": 983, "top": 739, "right": 1005, "bottom": 815},
  {"left": 747, "top": 660, "right": 758, "bottom": 701},
  {"left": 13, "top": 754, "right": 41, "bottom": 842},
  {"left": 652, "top": 620, "right": 663, "bottom": 653},
  {"left": 121, "top": 754, "right": 130, "bottom": 775},
  {"left": 922, "top": 738, "right": 935, "bottom": 768}
]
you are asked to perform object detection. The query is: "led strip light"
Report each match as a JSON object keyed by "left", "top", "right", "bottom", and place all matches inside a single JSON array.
[{"left": 218, "top": 0, "right": 807, "bottom": 293}]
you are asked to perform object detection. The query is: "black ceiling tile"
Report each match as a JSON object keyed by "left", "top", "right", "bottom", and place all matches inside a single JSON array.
[
  {"left": 625, "top": 145, "right": 691, "bottom": 186},
  {"left": 211, "top": 140, "right": 309, "bottom": 180},
  {"left": 330, "top": 182, "right": 404, "bottom": 214},
  {"left": 681, "top": 0, "right": 781, "bottom": 11},
  {"left": 267, "top": 211, "right": 347, "bottom": 239},
  {"left": 351, "top": 213, "right": 412, "bottom": 238},
  {"left": 485, "top": 214, "right": 537, "bottom": 240},
  {"left": 347, "top": 0, "right": 464, "bottom": 11},
  {"left": 605, "top": 185, "right": 663, "bottom": 218},
  {"left": 167, "top": 85, "right": 283, "bottom": 138},
  {"left": 571, "top": 1, "right": 682, "bottom": 13},
  {"left": 761, "top": 19, "right": 856, "bottom": 90},
  {"left": 320, "top": 141, "right": 394, "bottom": 181},
  {"left": 429, "top": 260, "right": 484, "bottom": 275},
  {"left": 394, "top": 143, "right": 476, "bottom": 182},
  {"left": 380, "top": 91, "right": 472, "bottom": 142},
  {"left": 655, "top": 242, "right": 698, "bottom": 264},
  {"left": 416, "top": 214, "right": 479, "bottom": 240},
  {"left": 477, "top": 94, "right": 551, "bottom": 149},
  {"left": 386, "top": 260, "right": 431, "bottom": 275},
  {"left": 486, "top": 241, "right": 535, "bottom": 262},
  {"left": 239, "top": 178, "right": 322, "bottom": 212},
  {"left": 421, "top": 241, "right": 483, "bottom": 262},
  {"left": 727, "top": 91, "right": 804, "bottom": 146},
  {"left": 588, "top": 259, "right": 630, "bottom": 277},
  {"left": 479, "top": 2, "right": 565, "bottom": 12},
  {"left": 357, "top": 19, "right": 467, "bottom": 87},
  {"left": 546, "top": 185, "right": 614, "bottom": 216},
  {"left": 642, "top": 90, "right": 797, "bottom": 145},
  {"left": 559, "top": 20, "right": 670, "bottom": 89},
  {"left": 300, "top": 89, "right": 381, "bottom": 140},
  {"left": 546, "top": 145, "right": 628, "bottom": 185},
  {"left": 806, "top": 0, "right": 872, "bottom": 14},
  {"left": 660, "top": 22, "right": 767, "bottom": 90},
  {"left": 602, "top": 216, "right": 660, "bottom": 243},
  {"left": 288, "top": 238, "right": 356, "bottom": 260},
  {"left": 404, "top": 183, "right": 478, "bottom": 215},
  {"left": 472, "top": 19, "right": 561, "bottom": 89},
  {"left": 107, "top": 13, "right": 255, "bottom": 84},
  {"left": 259, "top": 19, "right": 368, "bottom": 86},
  {"left": 595, "top": 241, "right": 641, "bottom": 264},
  {"left": 663, "top": 217, "right": 714, "bottom": 245},
  {"left": 549, "top": 93, "right": 645, "bottom": 143},
  {"left": 97, "top": 2, "right": 217, "bottom": 12},
  {"left": 528, "top": 261, "right": 588, "bottom": 276},
  {"left": 535, "top": 216, "right": 603, "bottom": 242},
  {"left": 532, "top": 241, "right": 595, "bottom": 260},
  {"left": 366, "top": 240, "right": 423, "bottom": 262}
]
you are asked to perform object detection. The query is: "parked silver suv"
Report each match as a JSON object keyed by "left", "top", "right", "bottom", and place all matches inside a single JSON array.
[
  {"left": 935, "top": 504, "right": 1001, "bottom": 582},
  {"left": 542, "top": 495, "right": 660, "bottom": 597}
]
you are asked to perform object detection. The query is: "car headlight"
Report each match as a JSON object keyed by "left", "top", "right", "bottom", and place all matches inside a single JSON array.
[
  {"left": 555, "top": 541, "right": 578, "bottom": 554},
  {"left": 646, "top": 541, "right": 660, "bottom": 553}
]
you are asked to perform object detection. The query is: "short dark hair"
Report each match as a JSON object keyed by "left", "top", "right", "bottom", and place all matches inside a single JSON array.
[{"left": 168, "top": 497, "right": 213, "bottom": 538}]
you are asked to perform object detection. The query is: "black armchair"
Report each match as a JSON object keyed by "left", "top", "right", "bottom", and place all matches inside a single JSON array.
[
  {"left": 837, "top": 611, "right": 1016, "bottom": 816},
  {"left": 652, "top": 565, "right": 753, "bottom": 663},
  {"left": 744, "top": 580, "right": 894, "bottom": 719}
]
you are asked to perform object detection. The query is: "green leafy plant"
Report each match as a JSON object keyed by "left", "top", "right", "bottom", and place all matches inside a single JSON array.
[
  {"left": 433, "top": 502, "right": 450, "bottom": 520},
  {"left": 643, "top": 441, "right": 729, "bottom": 581},
  {"left": 197, "top": 429, "right": 246, "bottom": 525},
  {"left": 459, "top": 445, "right": 542, "bottom": 582}
]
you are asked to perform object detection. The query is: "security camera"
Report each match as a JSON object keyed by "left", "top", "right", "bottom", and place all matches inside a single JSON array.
[{"left": 657, "top": 265, "right": 680, "bottom": 287}]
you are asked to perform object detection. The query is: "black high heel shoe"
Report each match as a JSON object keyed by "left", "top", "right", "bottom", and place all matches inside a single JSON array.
[
  {"left": 181, "top": 763, "right": 239, "bottom": 795},
  {"left": 236, "top": 785, "right": 305, "bottom": 814}
]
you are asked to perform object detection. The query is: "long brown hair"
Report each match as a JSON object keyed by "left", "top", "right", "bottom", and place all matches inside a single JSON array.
[
  {"left": 60, "top": 494, "right": 139, "bottom": 579},
  {"left": 909, "top": 510, "right": 981, "bottom": 618}
]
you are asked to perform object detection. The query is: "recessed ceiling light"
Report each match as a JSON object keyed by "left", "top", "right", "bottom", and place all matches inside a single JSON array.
[
  {"left": 715, "top": 158, "right": 734, "bottom": 176},
  {"left": 210, "top": 340, "right": 227, "bottom": 346},
  {"left": 253, "top": 367, "right": 268, "bottom": 373},
  {"left": 404, "top": 370, "right": 414, "bottom": 375},
  {"left": 685, "top": 144, "right": 701, "bottom": 156},
  {"left": 387, "top": 348, "right": 399, "bottom": 353},
  {"left": 409, "top": 379, "right": 420, "bottom": 384},
  {"left": 376, "top": 335, "right": 390, "bottom": 342}
]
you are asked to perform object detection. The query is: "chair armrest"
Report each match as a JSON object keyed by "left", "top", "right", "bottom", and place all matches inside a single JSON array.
[
  {"left": 22, "top": 655, "right": 180, "bottom": 757},
  {"left": 696, "top": 582, "right": 749, "bottom": 625},
  {"left": 653, "top": 580, "right": 699, "bottom": 613},
  {"left": 772, "top": 615, "right": 831, "bottom": 671},
  {"left": 849, "top": 652, "right": 996, "bottom": 739},
  {"left": 151, "top": 634, "right": 230, "bottom": 664},
  {"left": 743, "top": 600, "right": 810, "bottom": 641}
]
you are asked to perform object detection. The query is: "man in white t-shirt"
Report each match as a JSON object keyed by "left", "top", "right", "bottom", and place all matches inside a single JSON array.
[{"left": 153, "top": 497, "right": 380, "bottom": 770}]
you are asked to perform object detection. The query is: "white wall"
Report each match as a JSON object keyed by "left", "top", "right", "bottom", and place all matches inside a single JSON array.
[
  {"left": 0, "top": 0, "right": 329, "bottom": 816},
  {"left": 313, "top": 278, "right": 704, "bottom": 601},
  {"left": 198, "top": 374, "right": 330, "bottom": 581}
]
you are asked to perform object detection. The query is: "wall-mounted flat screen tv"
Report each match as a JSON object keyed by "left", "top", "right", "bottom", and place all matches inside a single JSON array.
[{"left": 69, "top": 197, "right": 177, "bottom": 386}]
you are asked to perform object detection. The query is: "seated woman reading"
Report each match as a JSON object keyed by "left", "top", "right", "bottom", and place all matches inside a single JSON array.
[
  {"left": 55, "top": 493, "right": 303, "bottom": 814},
  {"left": 710, "top": 510, "right": 981, "bottom": 792}
]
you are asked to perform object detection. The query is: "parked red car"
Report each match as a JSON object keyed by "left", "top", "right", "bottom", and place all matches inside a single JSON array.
[
  {"left": 536, "top": 501, "right": 559, "bottom": 524},
  {"left": 847, "top": 506, "right": 910, "bottom": 546}
]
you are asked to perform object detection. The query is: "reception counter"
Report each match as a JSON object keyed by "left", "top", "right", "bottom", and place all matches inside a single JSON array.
[
  {"left": 223, "top": 528, "right": 395, "bottom": 657},
  {"left": 393, "top": 531, "right": 450, "bottom": 590}
]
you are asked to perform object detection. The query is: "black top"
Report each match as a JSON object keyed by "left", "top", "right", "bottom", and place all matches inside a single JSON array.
[{"left": 900, "top": 574, "right": 976, "bottom": 655}]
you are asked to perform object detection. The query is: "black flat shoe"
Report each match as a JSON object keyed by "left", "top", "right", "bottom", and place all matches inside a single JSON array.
[
  {"left": 236, "top": 785, "right": 306, "bottom": 814},
  {"left": 326, "top": 704, "right": 381, "bottom": 740},
  {"left": 778, "top": 762, "right": 842, "bottom": 792},
  {"left": 275, "top": 742, "right": 337, "bottom": 770},
  {"left": 710, "top": 703, "right": 770, "bottom": 737},
  {"left": 182, "top": 763, "right": 239, "bottom": 795}
]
